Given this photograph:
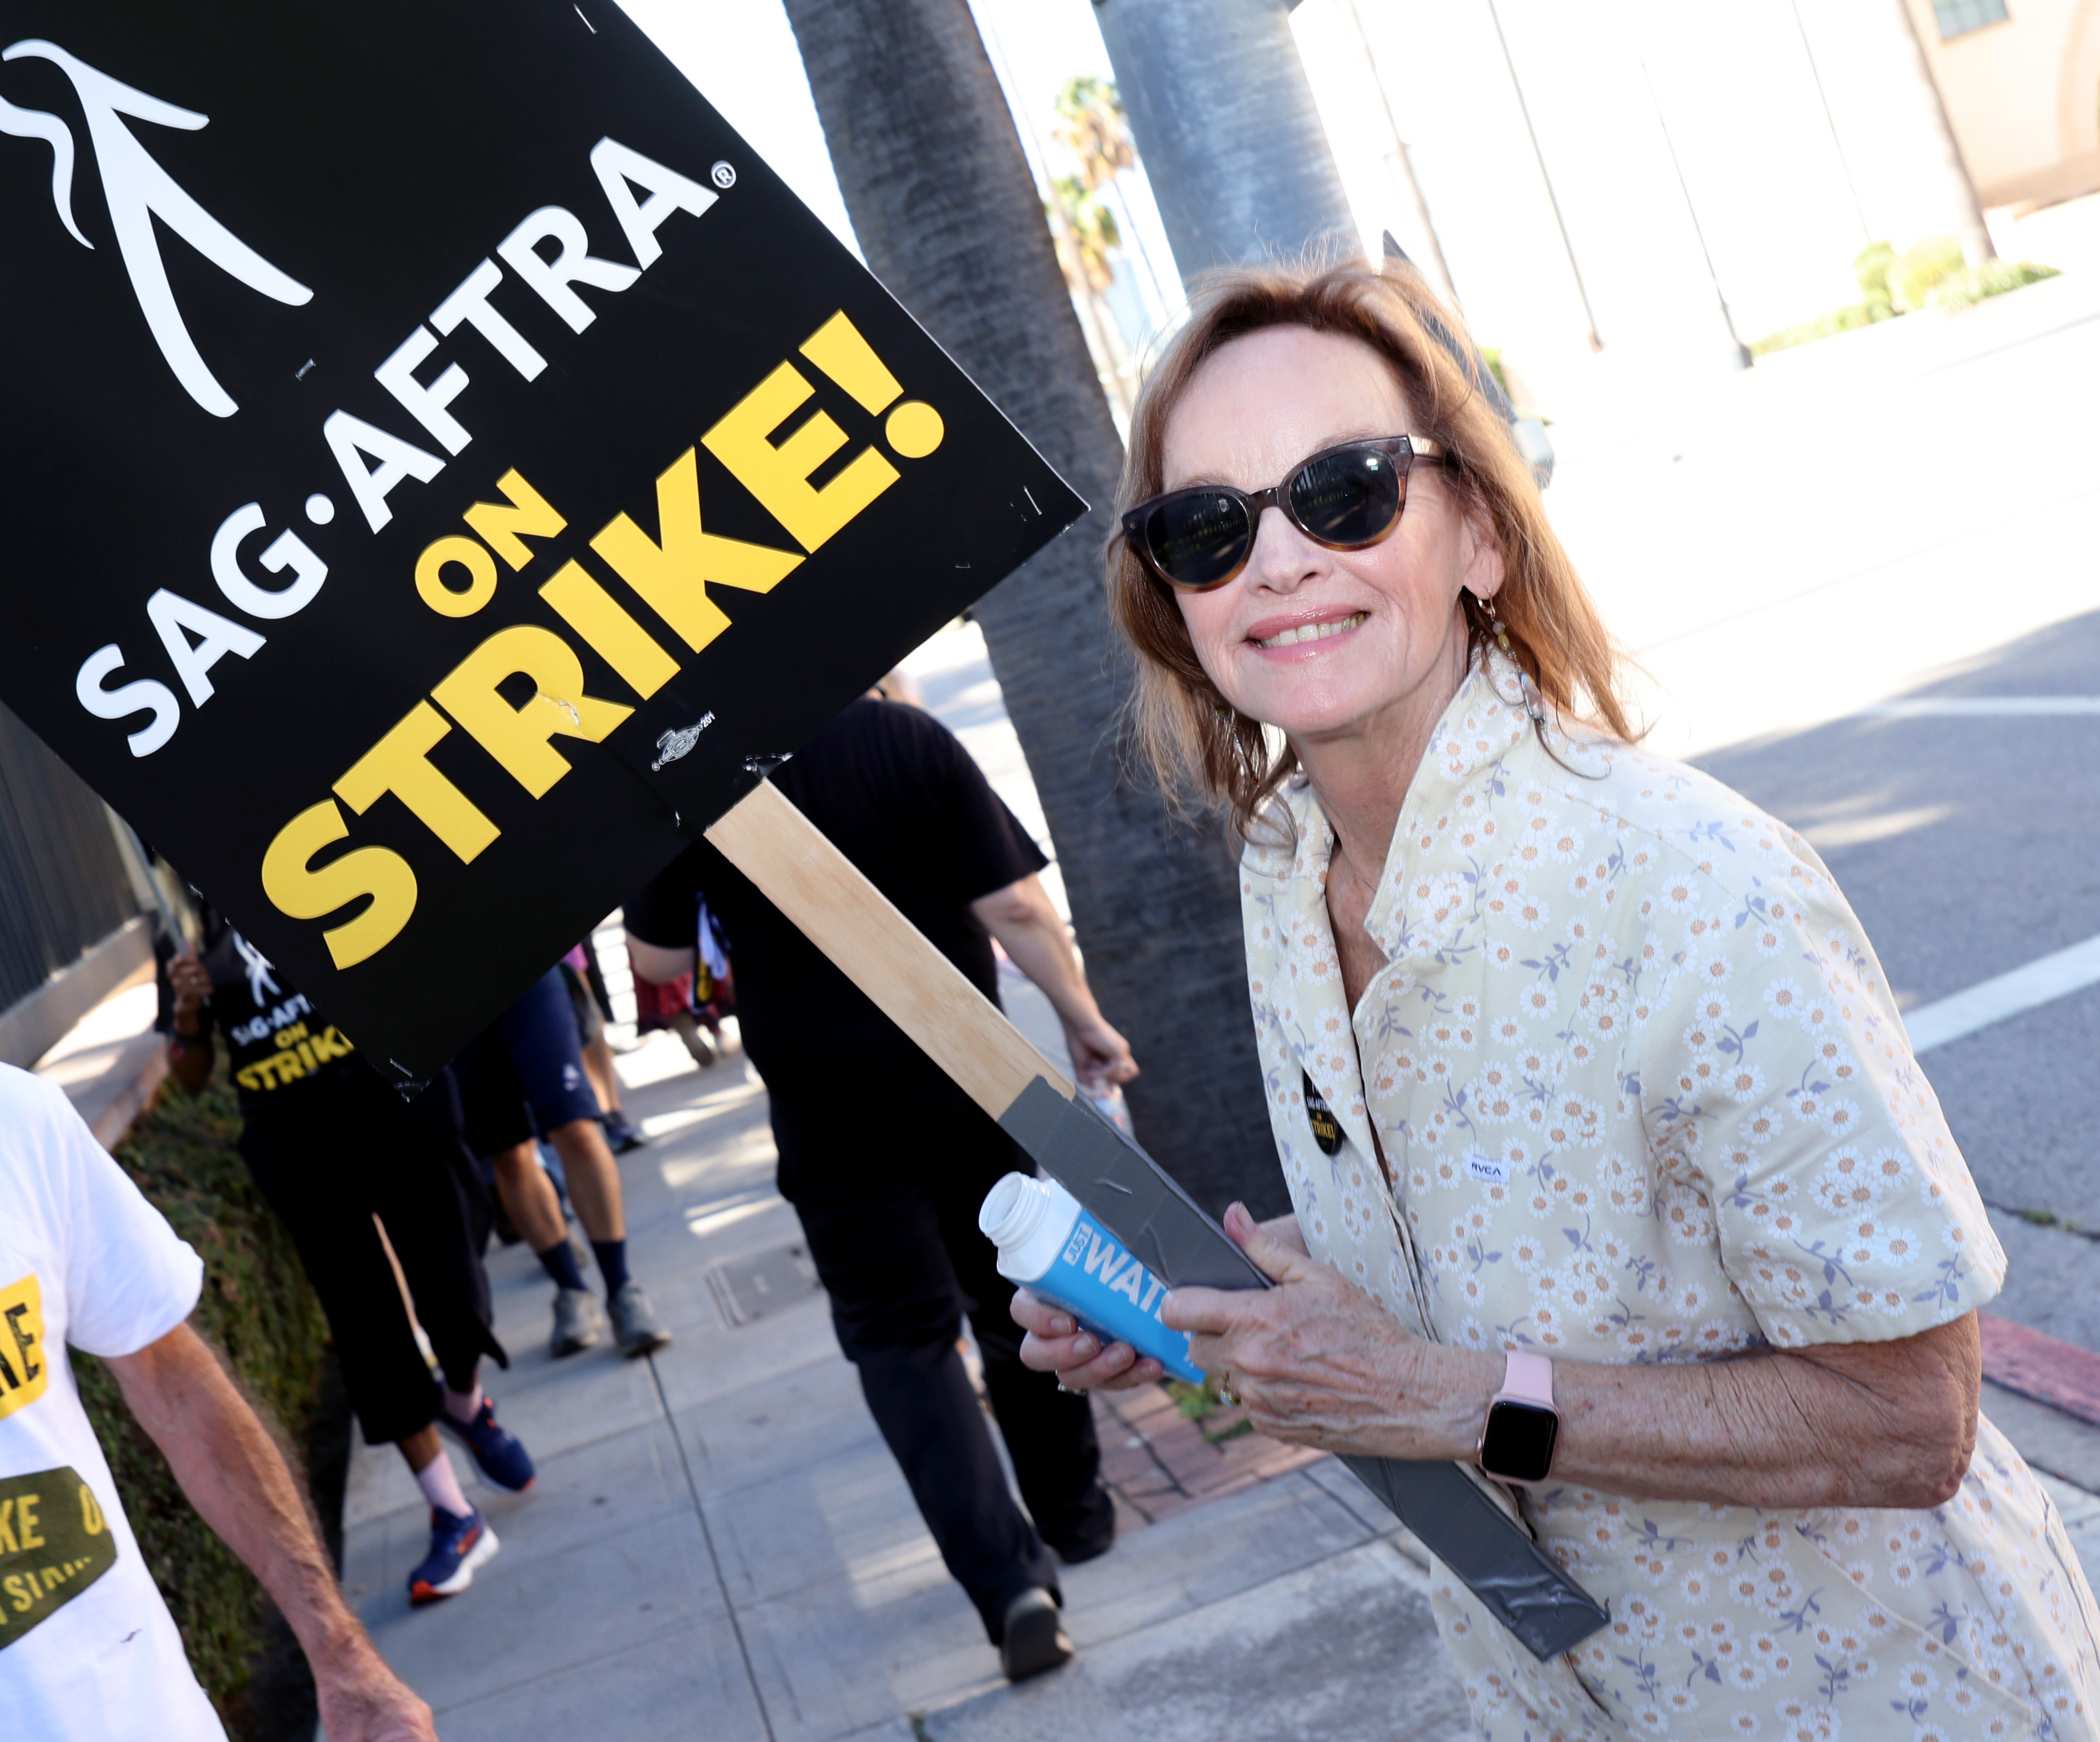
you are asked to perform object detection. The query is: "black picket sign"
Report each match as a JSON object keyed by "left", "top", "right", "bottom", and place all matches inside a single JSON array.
[{"left": 0, "top": 2, "right": 1084, "bottom": 1081}]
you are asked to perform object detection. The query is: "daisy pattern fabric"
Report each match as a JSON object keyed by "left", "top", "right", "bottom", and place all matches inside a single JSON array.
[{"left": 1239, "top": 648, "right": 2100, "bottom": 1741}]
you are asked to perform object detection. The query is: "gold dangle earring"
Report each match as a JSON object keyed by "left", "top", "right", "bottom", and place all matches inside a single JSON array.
[{"left": 1472, "top": 591, "right": 1547, "bottom": 726}]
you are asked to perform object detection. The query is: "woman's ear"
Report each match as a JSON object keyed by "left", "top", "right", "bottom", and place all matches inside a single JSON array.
[{"left": 1458, "top": 511, "right": 1507, "bottom": 603}]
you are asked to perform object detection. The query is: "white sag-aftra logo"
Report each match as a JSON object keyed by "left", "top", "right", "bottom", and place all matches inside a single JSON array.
[{"left": 0, "top": 40, "right": 312, "bottom": 417}]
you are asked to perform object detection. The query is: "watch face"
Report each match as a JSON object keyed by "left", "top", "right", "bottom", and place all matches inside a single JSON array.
[{"left": 1481, "top": 1399, "right": 1560, "bottom": 1484}]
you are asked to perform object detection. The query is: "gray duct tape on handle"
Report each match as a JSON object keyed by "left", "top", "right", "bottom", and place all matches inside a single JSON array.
[{"left": 997, "top": 1077, "right": 1609, "bottom": 1662}]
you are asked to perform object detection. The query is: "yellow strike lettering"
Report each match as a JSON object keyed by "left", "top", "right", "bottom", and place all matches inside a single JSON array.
[
  {"left": 431, "top": 625, "right": 631, "bottom": 799},
  {"left": 539, "top": 560, "right": 679, "bottom": 698},
  {"left": 590, "top": 449, "right": 800, "bottom": 654},
  {"left": 4, "top": 1575, "right": 25, "bottom": 1613},
  {"left": 260, "top": 800, "right": 418, "bottom": 971},
  {"left": 702, "top": 361, "right": 899, "bottom": 552},
  {"left": 335, "top": 702, "right": 500, "bottom": 864},
  {"left": 312, "top": 1026, "right": 355, "bottom": 1062},
  {"left": 80, "top": 1484, "right": 104, "bottom": 1535},
  {"left": 0, "top": 1277, "right": 46, "bottom": 1423},
  {"left": 236, "top": 1063, "right": 267, "bottom": 1093},
  {"left": 415, "top": 535, "right": 499, "bottom": 618},
  {"left": 11, "top": 1494, "right": 34, "bottom": 1551},
  {"left": 296, "top": 1041, "right": 316, "bottom": 1071},
  {"left": 464, "top": 469, "right": 567, "bottom": 571},
  {"left": 798, "top": 310, "right": 902, "bottom": 414},
  {"left": 276, "top": 1050, "right": 307, "bottom": 1083},
  {"left": 0, "top": 1501, "right": 17, "bottom": 1556}
]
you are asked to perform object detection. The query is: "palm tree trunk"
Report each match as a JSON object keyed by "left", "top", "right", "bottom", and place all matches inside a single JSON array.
[
  {"left": 1092, "top": 0, "right": 1358, "bottom": 270},
  {"left": 779, "top": 0, "right": 1288, "bottom": 1215}
]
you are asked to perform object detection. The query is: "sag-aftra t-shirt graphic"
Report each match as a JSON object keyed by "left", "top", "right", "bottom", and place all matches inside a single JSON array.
[{"left": 0, "top": 1066, "right": 223, "bottom": 1742}]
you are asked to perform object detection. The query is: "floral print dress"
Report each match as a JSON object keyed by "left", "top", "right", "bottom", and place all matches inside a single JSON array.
[{"left": 1239, "top": 649, "right": 2100, "bottom": 1741}]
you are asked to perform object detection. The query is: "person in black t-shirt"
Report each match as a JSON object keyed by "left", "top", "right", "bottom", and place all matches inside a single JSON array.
[
  {"left": 161, "top": 917, "right": 535, "bottom": 1607},
  {"left": 625, "top": 696, "right": 1137, "bottom": 1683}
]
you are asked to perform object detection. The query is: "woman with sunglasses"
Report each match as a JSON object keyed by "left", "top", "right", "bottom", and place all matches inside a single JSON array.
[{"left": 1013, "top": 261, "right": 2099, "bottom": 1740}]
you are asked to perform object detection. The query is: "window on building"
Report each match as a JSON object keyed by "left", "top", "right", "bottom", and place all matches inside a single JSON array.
[{"left": 1932, "top": 0, "right": 2009, "bottom": 38}]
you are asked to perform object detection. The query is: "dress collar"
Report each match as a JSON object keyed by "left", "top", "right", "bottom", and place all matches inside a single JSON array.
[{"left": 1310, "top": 646, "right": 1540, "bottom": 961}]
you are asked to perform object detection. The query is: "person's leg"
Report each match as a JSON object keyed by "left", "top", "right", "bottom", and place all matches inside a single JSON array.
[
  {"left": 785, "top": 1139, "right": 1059, "bottom": 1647},
  {"left": 489, "top": 1141, "right": 569, "bottom": 1251},
  {"left": 238, "top": 1104, "right": 499, "bottom": 1598},
  {"left": 544, "top": 1115, "right": 669, "bottom": 1354},
  {"left": 364, "top": 1087, "right": 537, "bottom": 1491},
  {"left": 496, "top": 968, "right": 666, "bottom": 1345},
  {"left": 464, "top": 1001, "right": 607, "bottom": 1356},
  {"left": 580, "top": 1032, "right": 644, "bottom": 1150},
  {"left": 938, "top": 1148, "right": 1115, "bottom": 1562}
]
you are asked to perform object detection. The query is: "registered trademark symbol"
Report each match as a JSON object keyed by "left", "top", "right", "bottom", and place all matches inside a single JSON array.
[{"left": 710, "top": 161, "right": 736, "bottom": 189}]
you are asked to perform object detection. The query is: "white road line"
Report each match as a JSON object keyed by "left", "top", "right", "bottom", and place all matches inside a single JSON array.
[
  {"left": 1908, "top": 934, "right": 2100, "bottom": 1054},
  {"left": 1857, "top": 697, "right": 2100, "bottom": 718}
]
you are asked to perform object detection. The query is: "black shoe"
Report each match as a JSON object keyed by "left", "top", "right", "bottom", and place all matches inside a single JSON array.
[{"left": 999, "top": 1588, "right": 1073, "bottom": 1682}]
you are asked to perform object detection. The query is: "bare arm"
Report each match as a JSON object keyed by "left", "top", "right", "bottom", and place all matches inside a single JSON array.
[
  {"left": 1023, "top": 1206, "right": 1978, "bottom": 1511},
  {"left": 106, "top": 1323, "right": 435, "bottom": 1742},
  {"left": 969, "top": 875, "right": 1136, "bottom": 1092},
  {"left": 164, "top": 949, "right": 214, "bottom": 1094}
]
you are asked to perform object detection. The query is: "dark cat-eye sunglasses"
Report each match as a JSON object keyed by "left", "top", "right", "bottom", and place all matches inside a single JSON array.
[{"left": 1120, "top": 435, "right": 1447, "bottom": 592}]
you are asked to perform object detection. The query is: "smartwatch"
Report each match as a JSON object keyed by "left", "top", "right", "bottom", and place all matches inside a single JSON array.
[{"left": 1477, "top": 1349, "right": 1560, "bottom": 1485}]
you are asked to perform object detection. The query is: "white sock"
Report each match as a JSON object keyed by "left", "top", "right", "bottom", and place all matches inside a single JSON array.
[
  {"left": 414, "top": 1448, "right": 472, "bottom": 1519},
  {"left": 442, "top": 1381, "right": 485, "bottom": 1423}
]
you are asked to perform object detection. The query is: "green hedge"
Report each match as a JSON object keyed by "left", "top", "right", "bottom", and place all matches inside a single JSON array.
[
  {"left": 72, "top": 1063, "right": 330, "bottom": 1737},
  {"left": 1753, "top": 237, "right": 2060, "bottom": 356}
]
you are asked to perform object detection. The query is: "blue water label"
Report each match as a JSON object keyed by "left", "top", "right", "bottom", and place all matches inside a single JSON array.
[{"left": 1037, "top": 1211, "right": 1202, "bottom": 1383}]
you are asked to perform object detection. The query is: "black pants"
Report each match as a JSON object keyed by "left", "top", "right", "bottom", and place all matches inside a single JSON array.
[
  {"left": 240, "top": 1071, "right": 506, "bottom": 1446},
  {"left": 773, "top": 1073, "right": 1114, "bottom": 1643}
]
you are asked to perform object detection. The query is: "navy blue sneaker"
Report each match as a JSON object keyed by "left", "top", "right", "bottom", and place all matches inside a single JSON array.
[
  {"left": 601, "top": 1112, "right": 647, "bottom": 1154},
  {"left": 439, "top": 1397, "right": 536, "bottom": 1492},
  {"left": 408, "top": 1506, "right": 498, "bottom": 1606}
]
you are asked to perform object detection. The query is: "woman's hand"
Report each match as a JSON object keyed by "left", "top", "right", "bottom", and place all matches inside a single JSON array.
[
  {"left": 169, "top": 948, "right": 212, "bottom": 1030},
  {"left": 1012, "top": 1209, "right": 1312, "bottom": 1392},
  {"left": 1163, "top": 1203, "right": 1496, "bottom": 1459},
  {"left": 1011, "top": 1288, "right": 1164, "bottom": 1391}
]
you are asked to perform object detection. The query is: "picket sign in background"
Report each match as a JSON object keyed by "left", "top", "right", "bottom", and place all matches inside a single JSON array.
[{"left": 0, "top": 0, "right": 1081, "bottom": 1079}]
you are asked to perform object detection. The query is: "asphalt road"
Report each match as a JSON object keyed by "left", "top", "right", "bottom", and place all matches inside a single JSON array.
[{"left": 1696, "top": 608, "right": 2100, "bottom": 1339}]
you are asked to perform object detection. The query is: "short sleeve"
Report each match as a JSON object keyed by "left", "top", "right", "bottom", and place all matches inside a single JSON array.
[
  {"left": 1639, "top": 853, "right": 2004, "bottom": 1350},
  {"left": 896, "top": 708, "right": 1048, "bottom": 902},
  {"left": 7, "top": 1070, "right": 204, "bottom": 1357}
]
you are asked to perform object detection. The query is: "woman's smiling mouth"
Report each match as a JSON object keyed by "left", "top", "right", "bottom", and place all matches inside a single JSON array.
[{"left": 1252, "top": 611, "right": 1366, "bottom": 650}]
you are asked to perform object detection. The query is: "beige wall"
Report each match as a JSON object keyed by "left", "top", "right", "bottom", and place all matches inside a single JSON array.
[{"left": 1904, "top": 0, "right": 2100, "bottom": 208}]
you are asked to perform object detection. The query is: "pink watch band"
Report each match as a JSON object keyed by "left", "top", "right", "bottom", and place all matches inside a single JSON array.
[{"left": 1497, "top": 1350, "right": 1554, "bottom": 1408}]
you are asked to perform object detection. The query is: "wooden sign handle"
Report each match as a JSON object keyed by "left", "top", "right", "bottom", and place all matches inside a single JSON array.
[{"left": 703, "top": 779, "right": 1076, "bottom": 1119}]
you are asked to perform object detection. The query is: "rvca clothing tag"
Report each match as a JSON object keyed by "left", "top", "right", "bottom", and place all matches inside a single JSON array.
[
  {"left": 1302, "top": 1071, "right": 1343, "bottom": 1155},
  {"left": 1466, "top": 1152, "right": 1509, "bottom": 1184}
]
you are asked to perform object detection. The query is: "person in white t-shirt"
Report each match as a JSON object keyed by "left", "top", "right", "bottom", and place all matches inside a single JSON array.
[{"left": 0, "top": 1063, "right": 433, "bottom": 1742}]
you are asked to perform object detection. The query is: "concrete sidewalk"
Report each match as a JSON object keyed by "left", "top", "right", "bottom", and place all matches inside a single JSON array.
[
  {"left": 332, "top": 1023, "right": 2100, "bottom": 1742},
  {"left": 329, "top": 1024, "right": 1474, "bottom": 1741}
]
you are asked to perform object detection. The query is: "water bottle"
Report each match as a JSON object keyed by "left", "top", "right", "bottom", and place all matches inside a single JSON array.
[{"left": 979, "top": 1173, "right": 1202, "bottom": 1382}]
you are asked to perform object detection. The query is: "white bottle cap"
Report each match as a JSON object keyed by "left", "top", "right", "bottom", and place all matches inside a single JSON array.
[{"left": 978, "top": 1172, "right": 1046, "bottom": 1251}]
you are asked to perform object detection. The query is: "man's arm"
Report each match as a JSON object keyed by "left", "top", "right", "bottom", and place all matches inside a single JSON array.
[
  {"left": 105, "top": 1322, "right": 435, "bottom": 1742},
  {"left": 970, "top": 875, "right": 1137, "bottom": 1092},
  {"left": 165, "top": 949, "right": 214, "bottom": 1094}
]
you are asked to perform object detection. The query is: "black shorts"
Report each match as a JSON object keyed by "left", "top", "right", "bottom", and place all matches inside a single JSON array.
[
  {"left": 458, "top": 965, "right": 601, "bottom": 1156},
  {"left": 238, "top": 1071, "right": 503, "bottom": 1445}
]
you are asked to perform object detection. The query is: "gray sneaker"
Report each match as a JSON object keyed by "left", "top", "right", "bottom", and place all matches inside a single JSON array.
[
  {"left": 609, "top": 1279, "right": 671, "bottom": 1358},
  {"left": 550, "top": 1286, "right": 603, "bottom": 1357}
]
